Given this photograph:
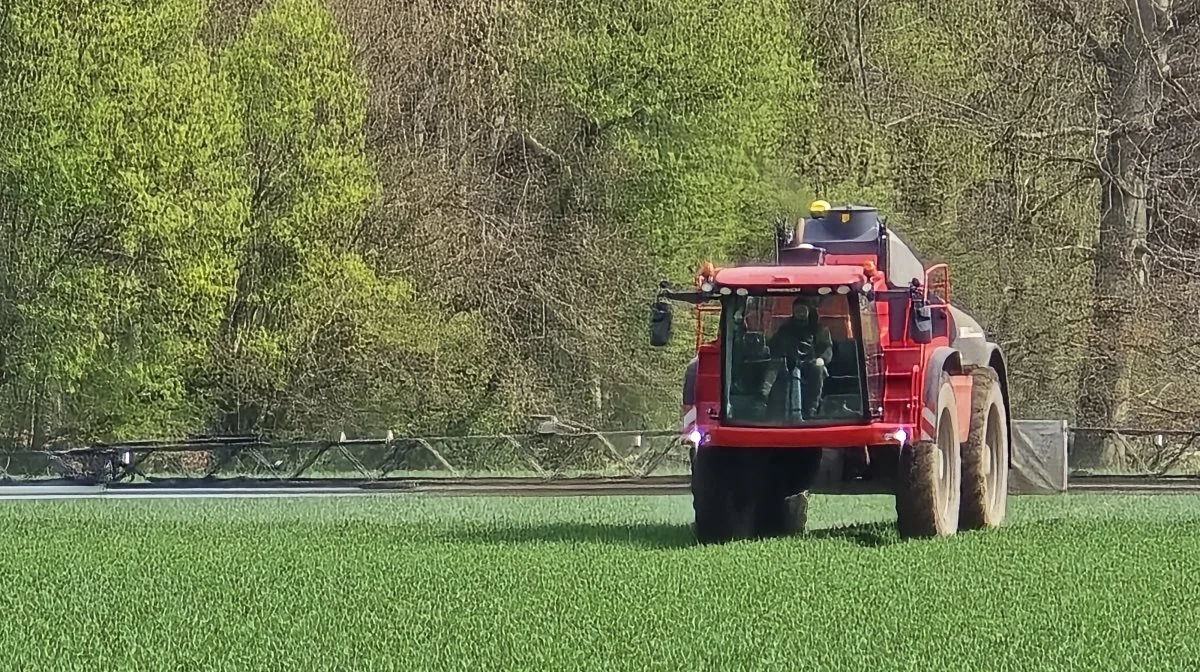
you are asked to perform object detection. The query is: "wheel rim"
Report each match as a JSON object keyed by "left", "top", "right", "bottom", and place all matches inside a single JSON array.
[
  {"left": 936, "top": 409, "right": 956, "bottom": 516},
  {"left": 984, "top": 404, "right": 1004, "bottom": 511}
]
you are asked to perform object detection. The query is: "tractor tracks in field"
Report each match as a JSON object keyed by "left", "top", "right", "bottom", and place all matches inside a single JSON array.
[
  {"left": 1064, "top": 474, "right": 1200, "bottom": 494},
  {"left": 2, "top": 473, "right": 1200, "bottom": 499},
  {"left": 358, "top": 474, "right": 692, "bottom": 497},
  {"left": 0, "top": 475, "right": 693, "bottom": 499}
]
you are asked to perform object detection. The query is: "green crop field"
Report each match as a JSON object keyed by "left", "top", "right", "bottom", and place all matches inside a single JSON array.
[{"left": 3, "top": 493, "right": 1199, "bottom": 672}]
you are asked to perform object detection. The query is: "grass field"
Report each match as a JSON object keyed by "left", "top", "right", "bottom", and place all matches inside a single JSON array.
[{"left": 3, "top": 493, "right": 1199, "bottom": 671}]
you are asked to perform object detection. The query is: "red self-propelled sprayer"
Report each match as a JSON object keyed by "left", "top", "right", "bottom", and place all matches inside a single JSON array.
[{"left": 649, "top": 200, "right": 1012, "bottom": 543}]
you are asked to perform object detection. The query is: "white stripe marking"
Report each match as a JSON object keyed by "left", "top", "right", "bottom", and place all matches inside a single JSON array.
[
  {"left": 681, "top": 406, "right": 697, "bottom": 430},
  {"left": 923, "top": 407, "right": 937, "bottom": 426}
]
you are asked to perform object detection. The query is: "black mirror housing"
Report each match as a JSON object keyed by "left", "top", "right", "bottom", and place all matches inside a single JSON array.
[{"left": 909, "top": 303, "right": 933, "bottom": 344}]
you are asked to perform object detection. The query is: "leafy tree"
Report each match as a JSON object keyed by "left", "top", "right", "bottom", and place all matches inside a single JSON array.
[
  {"left": 502, "top": 0, "right": 821, "bottom": 427},
  {"left": 519, "top": 0, "right": 819, "bottom": 276},
  {"left": 208, "top": 0, "right": 498, "bottom": 436},
  {"left": 0, "top": 0, "right": 248, "bottom": 445}
]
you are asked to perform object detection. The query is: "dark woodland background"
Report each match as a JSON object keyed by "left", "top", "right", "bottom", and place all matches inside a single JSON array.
[{"left": 1, "top": 0, "right": 1197, "bottom": 468}]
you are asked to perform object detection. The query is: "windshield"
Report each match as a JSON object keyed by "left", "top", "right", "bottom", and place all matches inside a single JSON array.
[{"left": 722, "top": 292, "right": 867, "bottom": 426}]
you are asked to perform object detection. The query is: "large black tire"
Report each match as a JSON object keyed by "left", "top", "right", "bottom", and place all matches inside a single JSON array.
[
  {"left": 959, "top": 367, "right": 1009, "bottom": 530},
  {"left": 692, "top": 448, "right": 817, "bottom": 543},
  {"left": 755, "top": 449, "right": 820, "bottom": 538},
  {"left": 895, "top": 372, "right": 962, "bottom": 539},
  {"left": 691, "top": 446, "right": 761, "bottom": 544}
]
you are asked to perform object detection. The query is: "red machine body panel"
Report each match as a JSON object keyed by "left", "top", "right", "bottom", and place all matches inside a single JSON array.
[
  {"left": 712, "top": 264, "right": 868, "bottom": 288},
  {"left": 701, "top": 423, "right": 911, "bottom": 448}
]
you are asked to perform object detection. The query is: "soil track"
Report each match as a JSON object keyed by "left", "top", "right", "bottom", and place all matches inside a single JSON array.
[
  {"left": 386, "top": 474, "right": 1200, "bottom": 497},
  {"left": 4, "top": 473, "right": 1200, "bottom": 499},
  {"left": 1064, "top": 474, "right": 1200, "bottom": 494}
]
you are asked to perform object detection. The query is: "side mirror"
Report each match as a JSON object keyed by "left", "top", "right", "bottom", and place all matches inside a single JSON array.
[
  {"left": 650, "top": 300, "right": 673, "bottom": 347},
  {"left": 909, "top": 303, "right": 933, "bottom": 344}
]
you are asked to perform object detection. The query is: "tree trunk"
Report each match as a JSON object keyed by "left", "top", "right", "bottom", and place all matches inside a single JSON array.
[{"left": 1073, "top": 0, "right": 1167, "bottom": 469}]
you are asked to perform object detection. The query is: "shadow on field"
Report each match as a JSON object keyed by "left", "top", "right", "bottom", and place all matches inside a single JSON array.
[
  {"left": 805, "top": 522, "right": 898, "bottom": 548},
  {"left": 447, "top": 522, "right": 697, "bottom": 549},
  {"left": 446, "top": 521, "right": 903, "bottom": 549}
]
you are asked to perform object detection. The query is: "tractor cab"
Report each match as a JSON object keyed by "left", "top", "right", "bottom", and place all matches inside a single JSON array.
[{"left": 651, "top": 262, "right": 885, "bottom": 428}]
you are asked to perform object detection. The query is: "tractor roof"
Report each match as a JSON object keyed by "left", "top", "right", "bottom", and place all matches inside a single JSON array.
[{"left": 712, "top": 264, "right": 867, "bottom": 288}]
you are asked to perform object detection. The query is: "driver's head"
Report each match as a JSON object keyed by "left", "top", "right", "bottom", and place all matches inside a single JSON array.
[{"left": 791, "top": 295, "right": 817, "bottom": 322}]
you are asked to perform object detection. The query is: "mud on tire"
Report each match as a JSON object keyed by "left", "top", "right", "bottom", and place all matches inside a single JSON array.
[
  {"left": 959, "top": 367, "right": 1009, "bottom": 530},
  {"left": 755, "top": 449, "right": 819, "bottom": 538},
  {"left": 894, "top": 373, "right": 962, "bottom": 539},
  {"left": 756, "top": 491, "right": 810, "bottom": 537},
  {"left": 781, "top": 492, "right": 810, "bottom": 535}
]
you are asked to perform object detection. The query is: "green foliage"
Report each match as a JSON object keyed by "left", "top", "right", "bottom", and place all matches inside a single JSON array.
[
  {"left": 0, "top": 0, "right": 248, "bottom": 440},
  {"left": 203, "top": 0, "right": 499, "bottom": 436},
  {"left": 208, "top": 0, "right": 381, "bottom": 432},
  {"left": 791, "top": 0, "right": 1098, "bottom": 421},
  {"left": 518, "top": 0, "right": 819, "bottom": 279},
  {"left": 499, "top": 0, "right": 825, "bottom": 429},
  {"left": 2, "top": 495, "right": 1200, "bottom": 669},
  {"left": 0, "top": 0, "right": 500, "bottom": 443}
]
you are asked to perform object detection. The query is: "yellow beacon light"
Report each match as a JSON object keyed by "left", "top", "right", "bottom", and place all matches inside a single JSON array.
[{"left": 809, "top": 200, "right": 830, "bottom": 218}]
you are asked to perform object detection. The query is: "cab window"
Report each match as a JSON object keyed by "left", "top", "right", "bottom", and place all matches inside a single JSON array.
[{"left": 723, "top": 292, "right": 866, "bottom": 426}]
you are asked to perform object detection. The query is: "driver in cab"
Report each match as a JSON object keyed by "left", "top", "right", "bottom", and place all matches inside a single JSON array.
[{"left": 761, "top": 295, "right": 833, "bottom": 418}]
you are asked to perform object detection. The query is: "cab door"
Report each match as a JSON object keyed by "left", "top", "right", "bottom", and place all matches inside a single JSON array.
[{"left": 857, "top": 296, "right": 885, "bottom": 419}]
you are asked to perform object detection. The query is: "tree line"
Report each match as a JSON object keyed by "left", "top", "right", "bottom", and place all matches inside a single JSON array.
[{"left": 1, "top": 0, "right": 1197, "bottom": 466}]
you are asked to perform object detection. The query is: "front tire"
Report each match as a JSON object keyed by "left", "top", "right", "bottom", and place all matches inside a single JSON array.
[
  {"left": 959, "top": 367, "right": 1009, "bottom": 530},
  {"left": 895, "top": 373, "right": 962, "bottom": 538},
  {"left": 691, "top": 448, "right": 818, "bottom": 543},
  {"left": 691, "top": 446, "right": 759, "bottom": 544}
]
